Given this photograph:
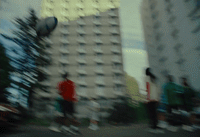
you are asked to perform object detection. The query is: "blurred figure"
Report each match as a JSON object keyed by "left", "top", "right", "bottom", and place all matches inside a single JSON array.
[
  {"left": 48, "top": 95, "right": 65, "bottom": 132},
  {"left": 88, "top": 98, "right": 100, "bottom": 130},
  {"left": 145, "top": 68, "right": 163, "bottom": 134},
  {"left": 157, "top": 78, "right": 168, "bottom": 129},
  {"left": 181, "top": 77, "right": 197, "bottom": 132},
  {"left": 57, "top": 73, "right": 81, "bottom": 135},
  {"left": 163, "top": 75, "right": 183, "bottom": 132}
]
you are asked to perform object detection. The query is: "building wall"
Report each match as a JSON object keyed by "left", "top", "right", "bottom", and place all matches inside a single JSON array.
[
  {"left": 34, "top": 0, "right": 126, "bottom": 117},
  {"left": 141, "top": 0, "right": 200, "bottom": 90}
]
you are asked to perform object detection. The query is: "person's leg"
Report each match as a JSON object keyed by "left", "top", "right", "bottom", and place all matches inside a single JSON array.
[
  {"left": 147, "top": 102, "right": 154, "bottom": 128},
  {"left": 151, "top": 102, "right": 157, "bottom": 129}
]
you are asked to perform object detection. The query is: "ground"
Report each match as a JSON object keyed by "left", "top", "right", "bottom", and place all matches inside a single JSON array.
[{"left": 1, "top": 124, "right": 200, "bottom": 137}]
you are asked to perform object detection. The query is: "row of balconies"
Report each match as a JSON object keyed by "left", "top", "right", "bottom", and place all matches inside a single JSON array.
[{"left": 60, "top": 28, "right": 119, "bottom": 35}]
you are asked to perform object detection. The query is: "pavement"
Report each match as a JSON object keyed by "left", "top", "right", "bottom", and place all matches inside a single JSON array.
[{"left": 1, "top": 124, "right": 200, "bottom": 137}]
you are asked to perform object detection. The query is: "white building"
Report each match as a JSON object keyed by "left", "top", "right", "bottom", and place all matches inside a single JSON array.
[{"left": 141, "top": 0, "right": 200, "bottom": 90}]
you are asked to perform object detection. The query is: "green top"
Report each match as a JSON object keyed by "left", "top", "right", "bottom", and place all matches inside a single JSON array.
[
  {"left": 182, "top": 86, "right": 195, "bottom": 107},
  {"left": 164, "top": 82, "right": 184, "bottom": 106}
]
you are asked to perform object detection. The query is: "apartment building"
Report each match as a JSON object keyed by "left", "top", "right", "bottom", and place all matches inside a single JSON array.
[
  {"left": 33, "top": 0, "right": 126, "bottom": 118},
  {"left": 141, "top": 0, "right": 200, "bottom": 90}
]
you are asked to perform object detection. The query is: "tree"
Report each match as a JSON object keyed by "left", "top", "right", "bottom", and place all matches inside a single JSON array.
[
  {"left": 3, "top": 8, "right": 52, "bottom": 110},
  {"left": 0, "top": 42, "right": 13, "bottom": 103}
]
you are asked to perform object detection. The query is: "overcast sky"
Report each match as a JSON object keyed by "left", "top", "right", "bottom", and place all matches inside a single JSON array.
[{"left": 0, "top": 0, "right": 149, "bottom": 94}]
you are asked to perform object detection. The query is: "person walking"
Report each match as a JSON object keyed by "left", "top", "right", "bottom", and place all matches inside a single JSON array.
[
  {"left": 180, "top": 77, "right": 197, "bottom": 132},
  {"left": 163, "top": 75, "right": 183, "bottom": 132},
  {"left": 145, "top": 68, "right": 163, "bottom": 134},
  {"left": 88, "top": 98, "right": 100, "bottom": 130},
  {"left": 48, "top": 94, "right": 65, "bottom": 132},
  {"left": 57, "top": 73, "right": 81, "bottom": 135},
  {"left": 157, "top": 80, "right": 168, "bottom": 129}
]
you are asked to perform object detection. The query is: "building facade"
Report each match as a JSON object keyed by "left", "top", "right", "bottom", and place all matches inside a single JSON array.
[
  {"left": 141, "top": 0, "right": 200, "bottom": 90},
  {"left": 34, "top": 0, "right": 126, "bottom": 118}
]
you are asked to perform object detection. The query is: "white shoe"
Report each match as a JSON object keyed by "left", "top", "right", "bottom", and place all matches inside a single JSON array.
[
  {"left": 167, "top": 126, "right": 178, "bottom": 132},
  {"left": 61, "top": 126, "right": 78, "bottom": 135},
  {"left": 156, "top": 129, "right": 165, "bottom": 134},
  {"left": 146, "top": 128, "right": 158, "bottom": 134},
  {"left": 182, "top": 125, "right": 194, "bottom": 132},
  {"left": 49, "top": 126, "right": 61, "bottom": 132}
]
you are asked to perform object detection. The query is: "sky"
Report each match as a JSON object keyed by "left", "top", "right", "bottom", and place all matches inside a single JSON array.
[{"left": 0, "top": 0, "right": 149, "bottom": 94}]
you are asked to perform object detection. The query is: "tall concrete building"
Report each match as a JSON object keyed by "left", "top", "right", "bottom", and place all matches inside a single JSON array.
[
  {"left": 141, "top": 0, "right": 200, "bottom": 90},
  {"left": 34, "top": 0, "right": 126, "bottom": 118}
]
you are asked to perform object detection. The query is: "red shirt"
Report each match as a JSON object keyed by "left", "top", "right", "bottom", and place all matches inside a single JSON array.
[{"left": 57, "top": 80, "right": 78, "bottom": 102}]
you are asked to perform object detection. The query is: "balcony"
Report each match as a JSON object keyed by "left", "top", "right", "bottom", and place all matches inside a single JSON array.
[
  {"left": 60, "top": 29, "right": 69, "bottom": 34},
  {"left": 59, "top": 48, "right": 69, "bottom": 54},
  {"left": 76, "top": 80, "right": 87, "bottom": 86},
  {"left": 112, "top": 69, "right": 123, "bottom": 74},
  {"left": 94, "top": 38, "right": 103, "bottom": 44},
  {"left": 59, "top": 59, "right": 69, "bottom": 64},
  {"left": 95, "top": 79, "right": 105, "bottom": 86},
  {"left": 93, "top": 28, "right": 102, "bottom": 34},
  {"left": 77, "top": 48, "right": 87, "bottom": 53},
  {"left": 76, "top": 58, "right": 87, "bottom": 64},
  {"left": 76, "top": 28, "right": 86, "bottom": 34},
  {"left": 76, "top": 3, "right": 84, "bottom": 8},
  {"left": 77, "top": 20, "right": 86, "bottom": 25},
  {"left": 113, "top": 79, "right": 123, "bottom": 85},
  {"left": 77, "top": 37, "right": 86, "bottom": 43},
  {"left": 61, "top": 21, "right": 70, "bottom": 26},
  {"left": 109, "top": 29, "right": 119, "bottom": 34},
  {"left": 110, "top": 37, "right": 120, "bottom": 43},
  {"left": 94, "top": 58, "right": 104, "bottom": 64},
  {"left": 108, "top": 12, "right": 117, "bottom": 17},
  {"left": 93, "top": 47, "right": 103, "bottom": 53},
  {"left": 76, "top": 69, "right": 87, "bottom": 75},
  {"left": 77, "top": 88, "right": 87, "bottom": 97},
  {"left": 58, "top": 69, "right": 68, "bottom": 74},
  {"left": 111, "top": 47, "right": 120, "bottom": 53},
  {"left": 93, "top": 20, "right": 101, "bottom": 25},
  {"left": 109, "top": 20, "right": 118, "bottom": 25},
  {"left": 112, "top": 56, "right": 122, "bottom": 63},
  {"left": 60, "top": 38, "right": 69, "bottom": 44},
  {"left": 94, "top": 68, "right": 104, "bottom": 74}
]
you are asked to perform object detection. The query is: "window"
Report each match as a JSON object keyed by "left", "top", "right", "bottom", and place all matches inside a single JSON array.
[
  {"left": 113, "top": 63, "right": 121, "bottom": 69},
  {"left": 157, "top": 44, "right": 165, "bottom": 51},
  {"left": 155, "top": 33, "right": 161, "bottom": 41},
  {"left": 79, "top": 43, "right": 85, "bottom": 49},
  {"left": 171, "top": 29, "right": 179, "bottom": 39},
  {"left": 174, "top": 43, "right": 182, "bottom": 53},
  {"left": 62, "top": 34, "right": 68, "bottom": 38},
  {"left": 151, "top": 12, "right": 158, "bottom": 20},
  {"left": 96, "top": 53, "right": 102, "bottom": 58},
  {"left": 78, "top": 75, "right": 85, "bottom": 80},
  {"left": 61, "top": 44, "right": 68, "bottom": 49},
  {"left": 97, "top": 74, "right": 104, "bottom": 80},
  {"left": 79, "top": 25, "right": 84, "bottom": 28},
  {"left": 114, "top": 74, "right": 121, "bottom": 80},
  {"left": 79, "top": 64, "right": 85, "bottom": 69},
  {"left": 96, "top": 64, "right": 103, "bottom": 69},
  {"left": 114, "top": 85, "right": 122, "bottom": 91},
  {"left": 168, "top": 16, "right": 176, "bottom": 23},
  {"left": 79, "top": 53, "right": 85, "bottom": 58},
  {"left": 61, "top": 54, "right": 67, "bottom": 60},
  {"left": 61, "top": 64, "right": 67, "bottom": 70}
]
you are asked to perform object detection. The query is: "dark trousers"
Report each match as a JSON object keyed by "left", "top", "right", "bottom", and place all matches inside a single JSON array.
[{"left": 147, "top": 101, "right": 158, "bottom": 129}]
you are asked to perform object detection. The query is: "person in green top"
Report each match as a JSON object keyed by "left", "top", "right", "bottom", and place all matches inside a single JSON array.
[
  {"left": 164, "top": 75, "right": 183, "bottom": 113},
  {"left": 180, "top": 77, "right": 197, "bottom": 131},
  {"left": 163, "top": 75, "right": 185, "bottom": 132}
]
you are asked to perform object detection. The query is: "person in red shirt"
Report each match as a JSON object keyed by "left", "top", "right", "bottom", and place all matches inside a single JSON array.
[{"left": 57, "top": 73, "right": 81, "bottom": 135}]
